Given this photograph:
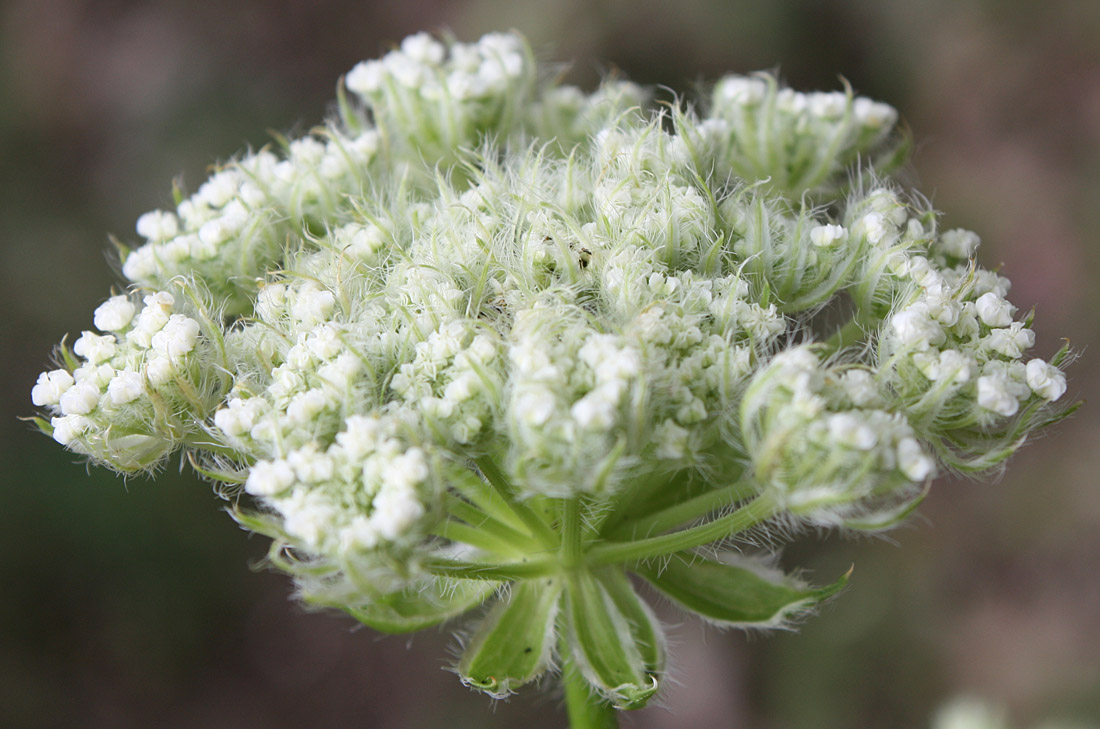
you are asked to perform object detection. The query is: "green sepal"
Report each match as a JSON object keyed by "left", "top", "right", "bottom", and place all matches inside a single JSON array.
[
  {"left": 27, "top": 416, "right": 54, "bottom": 437},
  {"left": 187, "top": 452, "right": 248, "bottom": 486},
  {"left": 337, "top": 577, "right": 497, "bottom": 634},
  {"left": 457, "top": 579, "right": 561, "bottom": 698},
  {"left": 335, "top": 76, "right": 364, "bottom": 135},
  {"left": 635, "top": 553, "right": 850, "bottom": 628},
  {"left": 842, "top": 485, "right": 927, "bottom": 531},
  {"left": 563, "top": 569, "right": 660, "bottom": 710}
]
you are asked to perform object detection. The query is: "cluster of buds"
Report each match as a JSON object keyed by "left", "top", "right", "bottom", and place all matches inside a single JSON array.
[{"left": 32, "top": 32, "right": 1072, "bottom": 721}]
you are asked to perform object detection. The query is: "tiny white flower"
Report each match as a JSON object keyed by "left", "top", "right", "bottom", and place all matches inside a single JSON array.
[
  {"left": 245, "top": 459, "right": 296, "bottom": 497},
  {"left": 858, "top": 212, "right": 888, "bottom": 244},
  {"left": 807, "top": 91, "right": 847, "bottom": 118},
  {"left": 107, "top": 371, "right": 145, "bottom": 406},
  {"left": 346, "top": 59, "right": 386, "bottom": 95},
  {"left": 1025, "top": 359, "right": 1066, "bottom": 401},
  {"left": 31, "top": 369, "right": 75, "bottom": 407},
  {"left": 810, "top": 224, "right": 848, "bottom": 248},
  {"left": 73, "top": 331, "right": 116, "bottom": 364},
  {"left": 717, "top": 76, "right": 767, "bottom": 105},
  {"left": 827, "top": 413, "right": 877, "bottom": 450},
  {"left": 897, "top": 438, "right": 935, "bottom": 481},
  {"left": 51, "top": 414, "right": 90, "bottom": 445},
  {"left": 985, "top": 323, "right": 1035, "bottom": 359},
  {"left": 371, "top": 486, "right": 425, "bottom": 541},
  {"left": 516, "top": 389, "right": 557, "bottom": 426},
  {"left": 401, "top": 32, "right": 445, "bottom": 65},
  {"left": 839, "top": 370, "right": 881, "bottom": 407},
  {"left": 59, "top": 380, "right": 100, "bottom": 415},
  {"left": 136, "top": 209, "right": 180, "bottom": 241},
  {"left": 380, "top": 448, "right": 430, "bottom": 491},
  {"left": 121, "top": 246, "right": 157, "bottom": 281},
  {"left": 93, "top": 296, "right": 136, "bottom": 332},
  {"left": 288, "top": 446, "right": 335, "bottom": 484},
  {"left": 144, "top": 354, "right": 176, "bottom": 387},
  {"left": 853, "top": 97, "right": 897, "bottom": 128},
  {"left": 974, "top": 292, "right": 1015, "bottom": 327},
  {"left": 571, "top": 389, "right": 618, "bottom": 430},
  {"left": 939, "top": 229, "right": 980, "bottom": 259},
  {"left": 150, "top": 315, "right": 200, "bottom": 359},
  {"left": 891, "top": 305, "right": 945, "bottom": 350},
  {"left": 977, "top": 375, "right": 1020, "bottom": 417},
  {"left": 287, "top": 389, "right": 330, "bottom": 425}
]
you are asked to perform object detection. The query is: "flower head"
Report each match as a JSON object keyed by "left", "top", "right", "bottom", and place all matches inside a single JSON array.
[{"left": 31, "top": 31, "right": 1074, "bottom": 716}]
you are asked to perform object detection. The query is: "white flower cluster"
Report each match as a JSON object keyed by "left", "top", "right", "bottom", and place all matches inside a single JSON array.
[
  {"left": 245, "top": 415, "right": 431, "bottom": 554},
  {"left": 121, "top": 129, "right": 382, "bottom": 310},
  {"left": 740, "top": 347, "right": 934, "bottom": 525},
  {"left": 32, "top": 292, "right": 212, "bottom": 470},
  {"left": 345, "top": 32, "right": 535, "bottom": 163},
  {"left": 706, "top": 74, "right": 903, "bottom": 196},
  {"left": 34, "top": 32, "right": 1072, "bottom": 662}
]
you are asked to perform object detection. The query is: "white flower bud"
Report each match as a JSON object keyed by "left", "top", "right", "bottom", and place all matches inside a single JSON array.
[
  {"left": 380, "top": 448, "right": 430, "bottom": 492},
  {"left": 985, "top": 323, "right": 1035, "bottom": 359},
  {"left": 977, "top": 375, "right": 1020, "bottom": 417},
  {"left": 516, "top": 389, "right": 557, "bottom": 426},
  {"left": 346, "top": 59, "right": 385, "bottom": 95},
  {"left": 571, "top": 388, "right": 618, "bottom": 430},
  {"left": 839, "top": 370, "right": 881, "bottom": 407},
  {"left": 853, "top": 97, "right": 897, "bottom": 128},
  {"left": 93, "top": 296, "right": 136, "bottom": 332},
  {"left": 974, "top": 292, "right": 1014, "bottom": 327},
  {"left": 401, "top": 32, "right": 445, "bottom": 64},
  {"left": 372, "top": 486, "right": 425, "bottom": 540},
  {"left": 810, "top": 224, "right": 848, "bottom": 248},
  {"left": 808, "top": 91, "right": 847, "bottom": 118},
  {"left": 107, "top": 371, "right": 145, "bottom": 406},
  {"left": 278, "top": 489, "right": 338, "bottom": 549},
  {"left": 717, "top": 76, "right": 767, "bottom": 105},
  {"left": 939, "top": 229, "right": 980, "bottom": 259},
  {"left": 891, "top": 305, "right": 945, "bottom": 350},
  {"left": 59, "top": 380, "right": 100, "bottom": 415},
  {"left": 136, "top": 210, "right": 179, "bottom": 241},
  {"left": 245, "top": 459, "right": 296, "bottom": 496},
  {"left": 73, "top": 331, "right": 117, "bottom": 364},
  {"left": 51, "top": 414, "right": 90, "bottom": 445},
  {"left": 121, "top": 246, "right": 157, "bottom": 281},
  {"left": 32, "top": 369, "right": 75, "bottom": 406},
  {"left": 897, "top": 438, "right": 935, "bottom": 481},
  {"left": 858, "top": 212, "right": 889, "bottom": 244},
  {"left": 144, "top": 354, "right": 176, "bottom": 387},
  {"left": 1025, "top": 359, "right": 1066, "bottom": 401},
  {"left": 150, "top": 315, "right": 200, "bottom": 359},
  {"left": 827, "top": 413, "right": 877, "bottom": 450},
  {"left": 288, "top": 446, "right": 335, "bottom": 484}
]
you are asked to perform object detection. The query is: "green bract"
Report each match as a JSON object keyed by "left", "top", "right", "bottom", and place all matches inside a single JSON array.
[{"left": 31, "top": 31, "right": 1073, "bottom": 723}]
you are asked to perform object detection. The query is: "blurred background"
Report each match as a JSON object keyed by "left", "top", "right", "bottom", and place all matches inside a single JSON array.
[{"left": 2, "top": 1, "right": 1098, "bottom": 727}]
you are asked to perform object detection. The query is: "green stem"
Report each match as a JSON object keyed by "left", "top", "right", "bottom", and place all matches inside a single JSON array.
[
  {"left": 605, "top": 480, "right": 759, "bottom": 540},
  {"left": 562, "top": 645, "right": 618, "bottom": 729},
  {"left": 587, "top": 492, "right": 779, "bottom": 567},
  {"left": 422, "top": 555, "right": 558, "bottom": 582},
  {"left": 430, "top": 520, "right": 526, "bottom": 558},
  {"left": 562, "top": 498, "right": 583, "bottom": 568},
  {"left": 443, "top": 494, "right": 543, "bottom": 551}
]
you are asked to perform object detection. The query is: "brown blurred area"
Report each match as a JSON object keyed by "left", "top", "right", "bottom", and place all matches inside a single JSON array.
[{"left": 2, "top": 1, "right": 1098, "bottom": 728}]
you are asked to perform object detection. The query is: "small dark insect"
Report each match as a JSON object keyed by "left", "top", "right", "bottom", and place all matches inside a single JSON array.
[
  {"left": 524, "top": 647, "right": 533, "bottom": 654},
  {"left": 577, "top": 247, "right": 591, "bottom": 269}
]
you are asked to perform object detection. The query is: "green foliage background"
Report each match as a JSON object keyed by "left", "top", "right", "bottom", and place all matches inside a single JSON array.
[{"left": 2, "top": 1, "right": 1098, "bottom": 727}]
